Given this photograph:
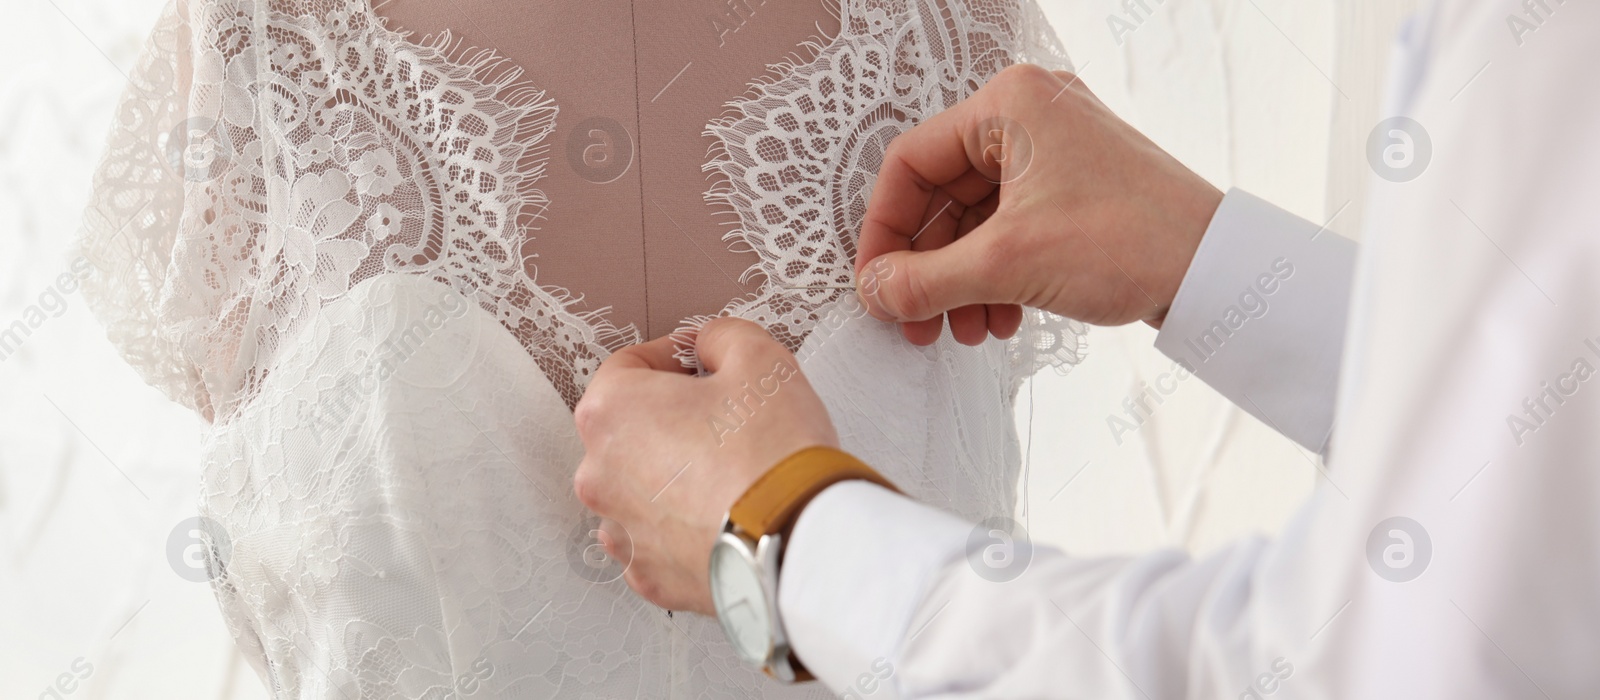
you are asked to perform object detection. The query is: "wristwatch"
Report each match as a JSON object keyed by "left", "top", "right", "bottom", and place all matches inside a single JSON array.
[{"left": 708, "top": 446, "right": 899, "bottom": 682}]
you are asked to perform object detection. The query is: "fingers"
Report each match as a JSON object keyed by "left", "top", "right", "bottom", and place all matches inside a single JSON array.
[
  {"left": 856, "top": 64, "right": 1071, "bottom": 344},
  {"left": 867, "top": 188, "right": 965, "bottom": 346},
  {"left": 900, "top": 192, "right": 988, "bottom": 345},
  {"left": 856, "top": 63, "right": 1072, "bottom": 270},
  {"left": 601, "top": 334, "right": 691, "bottom": 374},
  {"left": 578, "top": 336, "right": 687, "bottom": 441},
  {"left": 951, "top": 190, "right": 1001, "bottom": 346},
  {"left": 900, "top": 315, "right": 946, "bottom": 346},
  {"left": 597, "top": 517, "right": 634, "bottom": 569},
  {"left": 988, "top": 303, "right": 1025, "bottom": 340},
  {"left": 572, "top": 457, "right": 610, "bottom": 511},
  {"left": 693, "top": 317, "right": 784, "bottom": 375},
  {"left": 857, "top": 98, "right": 1002, "bottom": 277},
  {"left": 858, "top": 211, "right": 1021, "bottom": 324}
]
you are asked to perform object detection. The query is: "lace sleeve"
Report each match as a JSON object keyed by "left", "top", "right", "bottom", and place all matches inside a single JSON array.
[
  {"left": 77, "top": 1, "right": 210, "bottom": 415},
  {"left": 78, "top": 0, "right": 642, "bottom": 424}
]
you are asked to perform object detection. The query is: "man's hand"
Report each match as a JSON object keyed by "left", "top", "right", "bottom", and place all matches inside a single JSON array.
[
  {"left": 856, "top": 63, "right": 1224, "bottom": 343},
  {"left": 572, "top": 318, "right": 839, "bottom": 615}
]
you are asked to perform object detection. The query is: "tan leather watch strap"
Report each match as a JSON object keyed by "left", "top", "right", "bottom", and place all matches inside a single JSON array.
[
  {"left": 730, "top": 446, "right": 898, "bottom": 683},
  {"left": 729, "top": 446, "right": 900, "bottom": 539}
]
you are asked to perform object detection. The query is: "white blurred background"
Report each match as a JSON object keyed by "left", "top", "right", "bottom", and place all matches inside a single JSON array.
[{"left": 0, "top": 0, "right": 1412, "bottom": 697}]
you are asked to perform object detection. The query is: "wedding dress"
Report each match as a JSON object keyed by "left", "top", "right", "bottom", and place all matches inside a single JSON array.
[{"left": 76, "top": 0, "right": 1084, "bottom": 697}]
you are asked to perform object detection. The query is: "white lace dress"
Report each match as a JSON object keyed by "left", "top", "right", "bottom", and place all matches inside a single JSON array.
[{"left": 77, "top": 0, "right": 1084, "bottom": 697}]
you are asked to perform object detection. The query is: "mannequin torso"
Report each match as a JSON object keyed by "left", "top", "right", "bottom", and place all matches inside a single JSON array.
[{"left": 378, "top": 0, "right": 840, "bottom": 339}]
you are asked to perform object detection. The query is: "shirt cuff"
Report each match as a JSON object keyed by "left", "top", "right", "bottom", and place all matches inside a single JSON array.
[
  {"left": 778, "top": 480, "right": 970, "bottom": 696},
  {"left": 1155, "top": 188, "right": 1357, "bottom": 452}
]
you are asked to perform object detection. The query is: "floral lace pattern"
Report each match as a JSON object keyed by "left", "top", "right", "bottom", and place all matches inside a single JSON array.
[
  {"left": 79, "top": 0, "right": 635, "bottom": 423},
  {"left": 77, "top": 0, "right": 1081, "bottom": 698},
  {"left": 691, "top": 0, "right": 1085, "bottom": 391}
]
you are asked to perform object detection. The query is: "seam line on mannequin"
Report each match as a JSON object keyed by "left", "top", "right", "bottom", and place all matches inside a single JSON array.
[{"left": 628, "top": 0, "right": 652, "bottom": 335}]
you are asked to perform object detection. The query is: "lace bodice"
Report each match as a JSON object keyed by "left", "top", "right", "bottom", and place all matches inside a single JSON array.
[{"left": 77, "top": 0, "right": 1083, "bottom": 697}]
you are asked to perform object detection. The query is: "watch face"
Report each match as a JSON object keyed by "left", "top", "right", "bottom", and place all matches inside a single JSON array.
[{"left": 710, "top": 535, "right": 773, "bottom": 666}]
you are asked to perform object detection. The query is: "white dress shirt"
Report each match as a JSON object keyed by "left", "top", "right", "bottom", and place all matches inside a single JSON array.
[{"left": 778, "top": 0, "right": 1600, "bottom": 697}]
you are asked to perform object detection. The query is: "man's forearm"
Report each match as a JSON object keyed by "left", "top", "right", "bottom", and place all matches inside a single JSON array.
[
  {"left": 1154, "top": 189, "right": 1358, "bottom": 452},
  {"left": 777, "top": 481, "right": 971, "bottom": 693},
  {"left": 778, "top": 481, "right": 1271, "bottom": 698}
]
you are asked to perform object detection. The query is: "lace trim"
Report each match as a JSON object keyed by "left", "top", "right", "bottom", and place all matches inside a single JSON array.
[
  {"left": 357, "top": 5, "right": 642, "bottom": 407},
  {"left": 682, "top": 0, "right": 1086, "bottom": 390},
  {"left": 78, "top": 0, "right": 641, "bottom": 421},
  {"left": 77, "top": 2, "right": 1082, "bottom": 698},
  {"left": 81, "top": 0, "right": 1080, "bottom": 423}
]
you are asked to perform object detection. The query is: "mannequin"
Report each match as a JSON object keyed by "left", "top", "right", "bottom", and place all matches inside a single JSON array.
[
  {"left": 76, "top": 2, "right": 1082, "bottom": 696},
  {"left": 378, "top": 0, "right": 841, "bottom": 339}
]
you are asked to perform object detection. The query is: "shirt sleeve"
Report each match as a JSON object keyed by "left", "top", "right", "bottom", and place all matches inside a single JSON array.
[
  {"left": 778, "top": 481, "right": 1272, "bottom": 699},
  {"left": 777, "top": 190, "right": 1358, "bottom": 697},
  {"left": 778, "top": 481, "right": 971, "bottom": 690},
  {"left": 1153, "top": 188, "right": 1358, "bottom": 452},
  {"left": 780, "top": 4, "right": 1600, "bottom": 698}
]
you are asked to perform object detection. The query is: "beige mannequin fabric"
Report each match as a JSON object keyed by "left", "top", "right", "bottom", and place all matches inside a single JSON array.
[{"left": 378, "top": 0, "right": 841, "bottom": 339}]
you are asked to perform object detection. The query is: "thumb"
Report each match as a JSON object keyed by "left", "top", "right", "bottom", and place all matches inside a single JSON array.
[
  {"left": 693, "top": 317, "right": 785, "bottom": 375},
  {"left": 857, "top": 218, "right": 1018, "bottom": 322},
  {"left": 598, "top": 334, "right": 690, "bottom": 374}
]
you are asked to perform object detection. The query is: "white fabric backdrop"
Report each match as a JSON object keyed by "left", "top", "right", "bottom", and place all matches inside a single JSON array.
[{"left": 0, "top": 1, "right": 1395, "bottom": 696}]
